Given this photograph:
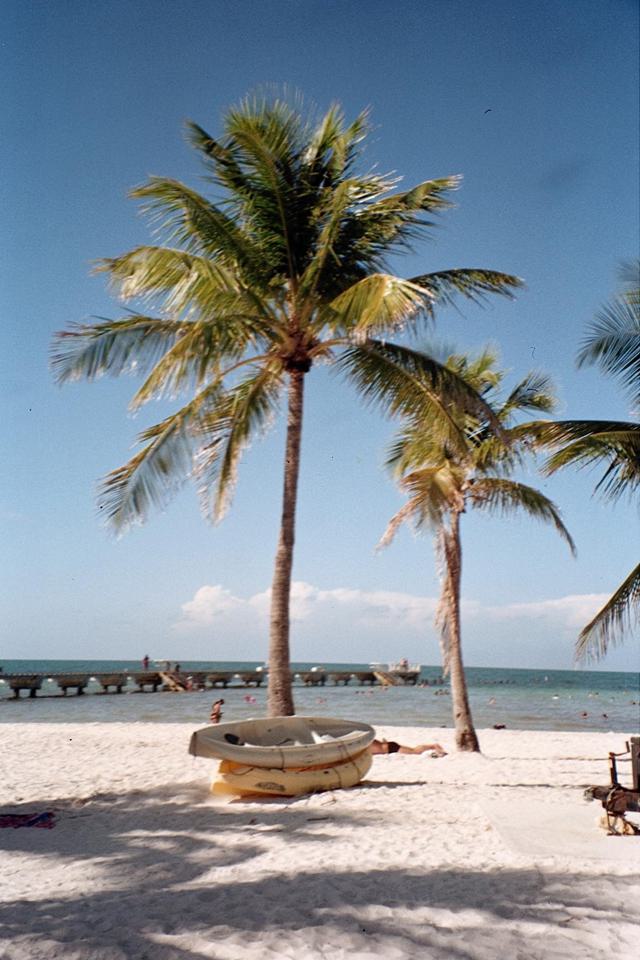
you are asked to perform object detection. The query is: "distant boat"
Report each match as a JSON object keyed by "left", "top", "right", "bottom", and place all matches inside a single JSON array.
[
  {"left": 369, "top": 661, "right": 421, "bottom": 673},
  {"left": 369, "top": 661, "right": 421, "bottom": 686}
]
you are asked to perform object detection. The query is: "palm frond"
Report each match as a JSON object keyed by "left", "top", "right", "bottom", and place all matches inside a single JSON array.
[
  {"left": 446, "top": 347, "right": 502, "bottom": 393},
  {"left": 97, "top": 382, "right": 223, "bottom": 533},
  {"left": 498, "top": 372, "right": 556, "bottom": 419},
  {"left": 468, "top": 477, "right": 576, "bottom": 554},
  {"left": 195, "top": 367, "right": 283, "bottom": 522},
  {"left": 306, "top": 106, "right": 369, "bottom": 178},
  {"left": 377, "top": 498, "right": 423, "bottom": 549},
  {"left": 536, "top": 420, "right": 640, "bottom": 503},
  {"left": 407, "top": 268, "right": 523, "bottom": 317},
  {"left": 51, "top": 315, "right": 188, "bottom": 384},
  {"left": 378, "top": 467, "right": 459, "bottom": 548},
  {"left": 374, "top": 176, "right": 461, "bottom": 216},
  {"left": 324, "top": 273, "right": 434, "bottom": 338},
  {"left": 338, "top": 340, "right": 502, "bottom": 447},
  {"left": 96, "top": 246, "right": 273, "bottom": 322},
  {"left": 577, "top": 295, "right": 640, "bottom": 408},
  {"left": 469, "top": 431, "right": 526, "bottom": 476},
  {"left": 298, "top": 179, "right": 361, "bottom": 301},
  {"left": 575, "top": 562, "right": 640, "bottom": 662},
  {"left": 619, "top": 258, "right": 640, "bottom": 294},
  {"left": 385, "top": 426, "right": 457, "bottom": 475},
  {"left": 131, "top": 178, "right": 267, "bottom": 284},
  {"left": 185, "top": 120, "right": 251, "bottom": 197}
]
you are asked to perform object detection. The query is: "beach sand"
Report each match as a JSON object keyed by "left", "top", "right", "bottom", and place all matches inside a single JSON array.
[{"left": 1, "top": 723, "right": 638, "bottom": 959}]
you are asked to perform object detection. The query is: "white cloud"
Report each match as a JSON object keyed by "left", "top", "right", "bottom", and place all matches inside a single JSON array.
[
  {"left": 174, "top": 580, "right": 609, "bottom": 644},
  {"left": 176, "top": 584, "right": 243, "bottom": 629},
  {"left": 249, "top": 581, "right": 438, "bottom": 626},
  {"left": 481, "top": 593, "right": 609, "bottom": 628},
  {"left": 169, "top": 578, "right": 634, "bottom": 669}
]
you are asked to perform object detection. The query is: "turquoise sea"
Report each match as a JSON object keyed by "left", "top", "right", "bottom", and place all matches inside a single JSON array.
[{"left": 1, "top": 660, "right": 638, "bottom": 732}]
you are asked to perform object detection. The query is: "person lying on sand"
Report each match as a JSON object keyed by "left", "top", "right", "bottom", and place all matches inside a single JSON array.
[{"left": 370, "top": 739, "right": 447, "bottom": 757}]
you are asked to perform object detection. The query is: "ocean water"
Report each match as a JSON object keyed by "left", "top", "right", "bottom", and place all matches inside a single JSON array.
[{"left": 1, "top": 660, "right": 638, "bottom": 732}]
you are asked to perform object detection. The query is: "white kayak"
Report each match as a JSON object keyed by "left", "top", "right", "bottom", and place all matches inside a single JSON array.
[{"left": 188, "top": 715, "right": 375, "bottom": 769}]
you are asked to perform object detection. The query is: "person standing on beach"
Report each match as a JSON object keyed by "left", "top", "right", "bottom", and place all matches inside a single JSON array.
[
  {"left": 210, "top": 699, "right": 224, "bottom": 724},
  {"left": 142, "top": 654, "right": 150, "bottom": 670}
]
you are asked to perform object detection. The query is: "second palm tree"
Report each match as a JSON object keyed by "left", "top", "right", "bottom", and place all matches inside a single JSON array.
[{"left": 380, "top": 350, "right": 575, "bottom": 750}]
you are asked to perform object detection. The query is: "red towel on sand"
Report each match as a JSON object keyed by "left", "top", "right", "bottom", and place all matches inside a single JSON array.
[{"left": 0, "top": 811, "right": 56, "bottom": 829}]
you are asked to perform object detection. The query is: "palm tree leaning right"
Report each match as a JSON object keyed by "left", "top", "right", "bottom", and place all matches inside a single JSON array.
[
  {"left": 533, "top": 261, "right": 640, "bottom": 662},
  {"left": 51, "top": 96, "right": 522, "bottom": 716},
  {"left": 379, "top": 349, "right": 575, "bottom": 751}
]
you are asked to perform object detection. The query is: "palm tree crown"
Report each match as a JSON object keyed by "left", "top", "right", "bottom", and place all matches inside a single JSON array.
[
  {"left": 380, "top": 348, "right": 575, "bottom": 749},
  {"left": 381, "top": 350, "right": 575, "bottom": 552},
  {"left": 51, "top": 95, "right": 522, "bottom": 714}
]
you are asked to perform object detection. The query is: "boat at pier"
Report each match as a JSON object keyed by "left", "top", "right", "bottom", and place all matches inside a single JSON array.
[{"left": 369, "top": 661, "right": 421, "bottom": 685}]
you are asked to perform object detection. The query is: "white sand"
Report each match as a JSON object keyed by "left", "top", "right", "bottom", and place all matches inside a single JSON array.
[{"left": 1, "top": 723, "right": 638, "bottom": 959}]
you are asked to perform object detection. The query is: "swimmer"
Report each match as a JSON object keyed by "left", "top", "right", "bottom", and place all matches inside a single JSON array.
[{"left": 210, "top": 699, "right": 224, "bottom": 723}]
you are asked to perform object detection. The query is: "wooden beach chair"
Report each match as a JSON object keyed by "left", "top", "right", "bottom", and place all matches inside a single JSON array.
[{"left": 584, "top": 736, "right": 640, "bottom": 835}]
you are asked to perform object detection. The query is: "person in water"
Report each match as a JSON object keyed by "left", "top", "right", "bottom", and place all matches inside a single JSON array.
[
  {"left": 210, "top": 699, "right": 224, "bottom": 724},
  {"left": 370, "top": 739, "right": 447, "bottom": 756}
]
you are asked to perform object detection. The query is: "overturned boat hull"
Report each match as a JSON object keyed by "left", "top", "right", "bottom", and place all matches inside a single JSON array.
[{"left": 189, "top": 716, "right": 375, "bottom": 770}]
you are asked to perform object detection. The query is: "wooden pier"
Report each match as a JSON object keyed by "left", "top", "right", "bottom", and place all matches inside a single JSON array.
[
  {"left": 1, "top": 670, "right": 266, "bottom": 699},
  {"left": 1, "top": 666, "right": 436, "bottom": 701}
]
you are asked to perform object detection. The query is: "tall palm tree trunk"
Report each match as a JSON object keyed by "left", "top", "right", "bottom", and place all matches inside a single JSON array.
[
  {"left": 267, "top": 369, "right": 306, "bottom": 716},
  {"left": 440, "top": 511, "right": 480, "bottom": 751}
]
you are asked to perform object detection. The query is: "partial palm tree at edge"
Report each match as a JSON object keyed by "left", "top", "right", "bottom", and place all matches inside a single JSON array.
[{"left": 527, "top": 260, "right": 639, "bottom": 662}]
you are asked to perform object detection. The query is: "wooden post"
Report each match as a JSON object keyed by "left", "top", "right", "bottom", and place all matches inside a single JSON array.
[{"left": 631, "top": 736, "right": 640, "bottom": 791}]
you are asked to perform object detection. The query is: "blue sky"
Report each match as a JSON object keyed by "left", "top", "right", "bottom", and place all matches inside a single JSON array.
[{"left": 3, "top": 0, "right": 638, "bottom": 670}]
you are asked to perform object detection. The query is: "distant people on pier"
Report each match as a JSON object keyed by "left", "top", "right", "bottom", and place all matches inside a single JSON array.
[
  {"left": 142, "top": 654, "right": 150, "bottom": 670},
  {"left": 210, "top": 699, "right": 224, "bottom": 724}
]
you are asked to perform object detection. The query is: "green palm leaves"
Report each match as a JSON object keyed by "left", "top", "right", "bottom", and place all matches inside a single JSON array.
[
  {"left": 51, "top": 96, "right": 520, "bottom": 537},
  {"left": 577, "top": 262, "right": 640, "bottom": 408},
  {"left": 381, "top": 351, "right": 573, "bottom": 548},
  {"left": 535, "top": 261, "right": 640, "bottom": 662}
]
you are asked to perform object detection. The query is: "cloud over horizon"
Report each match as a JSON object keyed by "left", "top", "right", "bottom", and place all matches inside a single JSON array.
[{"left": 174, "top": 580, "right": 610, "bottom": 659}]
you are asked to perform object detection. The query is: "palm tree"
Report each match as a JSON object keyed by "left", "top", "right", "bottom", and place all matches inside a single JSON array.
[
  {"left": 51, "top": 95, "right": 522, "bottom": 716},
  {"left": 379, "top": 349, "right": 575, "bottom": 750},
  {"left": 533, "top": 261, "right": 640, "bottom": 662}
]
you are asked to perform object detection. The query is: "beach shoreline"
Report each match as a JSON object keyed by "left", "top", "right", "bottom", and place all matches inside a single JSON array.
[{"left": 2, "top": 722, "right": 639, "bottom": 959}]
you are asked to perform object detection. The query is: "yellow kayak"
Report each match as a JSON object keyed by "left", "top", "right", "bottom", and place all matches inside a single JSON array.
[{"left": 211, "top": 747, "right": 372, "bottom": 797}]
